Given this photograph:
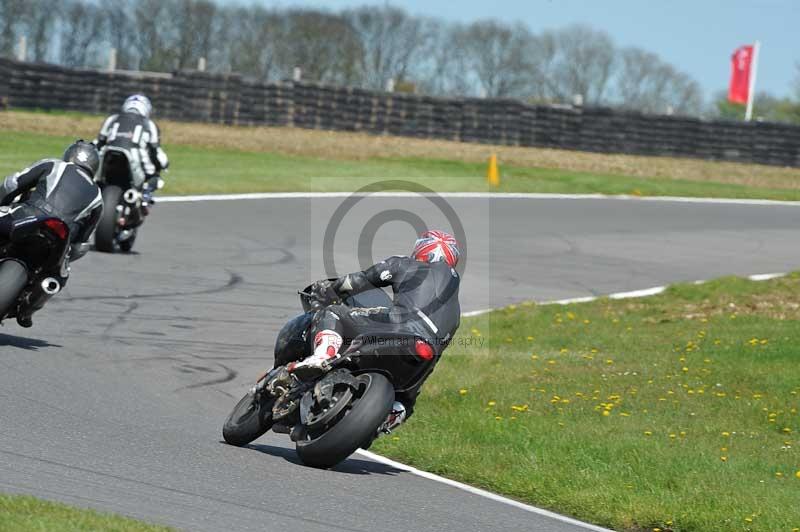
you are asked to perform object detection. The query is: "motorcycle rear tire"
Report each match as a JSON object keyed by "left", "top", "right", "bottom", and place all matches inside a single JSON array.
[
  {"left": 295, "top": 372, "right": 394, "bottom": 469},
  {"left": 222, "top": 391, "right": 276, "bottom": 447},
  {"left": 95, "top": 186, "right": 123, "bottom": 253},
  {"left": 0, "top": 260, "right": 28, "bottom": 319}
]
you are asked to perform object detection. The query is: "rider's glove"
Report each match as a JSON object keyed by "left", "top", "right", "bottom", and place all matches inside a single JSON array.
[{"left": 310, "top": 280, "right": 338, "bottom": 309}]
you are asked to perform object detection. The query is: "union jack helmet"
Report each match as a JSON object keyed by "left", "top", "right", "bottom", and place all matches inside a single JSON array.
[{"left": 412, "top": 230, "right": 460, "bottom": 268}]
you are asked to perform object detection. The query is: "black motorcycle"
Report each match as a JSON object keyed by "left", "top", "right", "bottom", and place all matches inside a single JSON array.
[
  {"left": 222, "top": 283, "right": 439, "bottom": 469},
  {"left": 94, "top": 148, "right": 148, "bottom": 253},
  {"left": 0, "top": 205, "right": 68, "bottom": 322}
]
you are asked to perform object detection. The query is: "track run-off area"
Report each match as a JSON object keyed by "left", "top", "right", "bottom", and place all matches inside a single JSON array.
[{"left": 2, "top": 193, "right": 800, "bottom": 531}]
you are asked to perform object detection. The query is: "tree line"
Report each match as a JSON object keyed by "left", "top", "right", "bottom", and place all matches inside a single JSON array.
[{"left": 1, "top": 0, "right": 799, "bottom": 122}]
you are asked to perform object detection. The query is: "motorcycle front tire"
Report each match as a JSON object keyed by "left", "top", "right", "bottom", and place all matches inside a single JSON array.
[{"left": 222, "top": 391, "right": 276, "bottom": 447}]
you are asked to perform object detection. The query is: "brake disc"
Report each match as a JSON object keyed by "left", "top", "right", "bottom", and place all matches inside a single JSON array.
[{"left": 300, "top": 370, "right": 358, "bottom": 430}]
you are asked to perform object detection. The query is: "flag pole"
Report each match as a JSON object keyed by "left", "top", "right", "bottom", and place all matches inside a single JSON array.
[{"left": 745, "top": 40, "right": 760, "bottom": 121}]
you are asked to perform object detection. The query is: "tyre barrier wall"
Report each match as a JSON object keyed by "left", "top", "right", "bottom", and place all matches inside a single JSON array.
[{"left": 1, "top": 57, "right": 799, "bottom": 167}]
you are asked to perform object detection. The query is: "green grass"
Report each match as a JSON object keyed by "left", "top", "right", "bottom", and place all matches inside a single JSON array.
[
  {"left": 3, "top": 130, "right": 800, "bottom": 200},
  {"left": 0, "top": 493, "right": 173, "bottom": 531},
  {"left": 373, "top": 274, "right": 800, "bottom": 532}
]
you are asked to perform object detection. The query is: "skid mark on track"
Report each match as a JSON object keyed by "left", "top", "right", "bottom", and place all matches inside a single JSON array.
[
  {"left": 101, "top": 302, "right": 139, "bottom": 340},
  {"left": 176, "top": 362, "right": 238, "bottom": 391},
  {"left": 62, "top": 271, "right": 244, "bottom": 302}
]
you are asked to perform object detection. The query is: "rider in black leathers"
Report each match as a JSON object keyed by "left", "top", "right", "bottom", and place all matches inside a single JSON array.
[
  {"left": 288, "top": 230, "right": 461, "bottom": 433},
  {"left": 0, "top": 141, "right": 103, "bottom": 327}
]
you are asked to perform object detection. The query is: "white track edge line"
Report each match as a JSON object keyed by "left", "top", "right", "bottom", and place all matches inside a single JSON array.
[
  {"left": 355, "top": 449, "right": 615, "bottom": 532},
  {"left": 158, "top": 191, "right": 800, "bottom": 206},
  {"left": 460, "top": 273, "right": 787, "bottom": 318}
]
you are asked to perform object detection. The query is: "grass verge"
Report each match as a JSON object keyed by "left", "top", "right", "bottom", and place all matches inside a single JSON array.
[
  {"left": 2, "top": 110, "right": 800, "bottom": 199},
  {"left": 373, "top": 274, "right": 800, "bottom": 532},
  {"left": 0, "top": 493, "right": 172, "bottom": 531}
]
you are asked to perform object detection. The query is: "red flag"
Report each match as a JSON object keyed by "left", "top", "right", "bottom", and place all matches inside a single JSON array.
[{"left": 728, "top": 45, "right": 754, "bottom": 104}]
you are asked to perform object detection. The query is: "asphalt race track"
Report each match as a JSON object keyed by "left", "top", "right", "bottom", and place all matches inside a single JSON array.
[{"left": 2, "top": 195, "right": 800, "bottom": 531}]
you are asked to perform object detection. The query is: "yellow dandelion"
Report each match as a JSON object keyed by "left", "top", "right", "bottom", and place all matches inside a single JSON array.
[
  {"left": 722, "top": 431, "right": 730, "bottom": 437},
  {"left": 392, "top": 436, "right": 400, "bottom": 441},
  {"left": 669, "top": 433, "right": 676, "bottom": 439},
  {"left": 602, "top": 410, "right": 610, "bottom": 417},
  {"left": 796, "top": 470, "right": 800, "bottom": 479},
  {"left": 527, "top": 336, "right": 535, "bottom": 341},
  {"left": 487, "top": 401, "right": 496, "bottom": 407},
  {"left": 531, "top": 354, "right": 539, "bottom": 360},
  {"left": 720, "top": 456, "right": 728, "bottom": 462},
  {"left": 459, "top": 388, "right": 468, "bottom": 396},
  {"left": 495, "top": 416, "right": 503, "bottom": 421},
  {"left": 782, "top": 427, "right": 793, "bottom": 434},
  {"left": 744, "top": 517, "right": 752, "bottom": 523},
  {"left": 775, "top": 472, "right": 783, "bottom": 478},
  {"left": 644, "top": 431, "right": 653, "bottom": 436}
]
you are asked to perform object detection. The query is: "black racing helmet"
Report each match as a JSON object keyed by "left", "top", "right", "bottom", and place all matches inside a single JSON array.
[{"left": 63, "top": 140, "right": 99, "bottom": 177}]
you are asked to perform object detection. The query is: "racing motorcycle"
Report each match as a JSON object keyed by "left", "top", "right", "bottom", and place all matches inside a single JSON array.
[
  {"left": 222, "top": 282, "right": 439, "bottom": 469},
  {"left": 93, "top": 148, "right": 151, "bottom": 253},
  {"left": 0, "top": 205, "right": 68, "bottom": 323}
]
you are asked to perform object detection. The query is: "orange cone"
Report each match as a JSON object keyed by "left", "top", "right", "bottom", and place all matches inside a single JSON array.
[{"left": 487, "top": 154, "right": 500, "bottom": 187}]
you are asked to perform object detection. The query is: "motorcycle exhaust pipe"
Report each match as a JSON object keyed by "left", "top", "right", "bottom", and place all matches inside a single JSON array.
[
  {"left": 123, "top": 189, "right": 142, "bottom": 205},
  {"left": 41, "top": 277, "right": 61, "bottom": 296}
]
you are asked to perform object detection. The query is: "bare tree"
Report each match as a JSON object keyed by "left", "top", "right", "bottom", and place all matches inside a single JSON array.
[
  {"left": 450, "top": 20, "right": 538, "bottom": 98},
  {"left": 415, "top": 21, "right": 471, "bottom": 96},
  {"left": 0, "top": 0, "right": 27, "bottom": 58},
  {"left": 541, "top": 24, "right": 616, "bottom": 103},
  {"left": 219, "top": 6, "right": 281, "bottom": 80},
  {"left": 343, "top": 6, "right": 431, "bottom": 90},
  {"left": 133, "top": 0, "right": 175, "bottom": 71},
  {"left": 272, "top": 9, "right": 363, "bottom": 84},
  {"left": 615, "top": 47, "right": 701, "bottom": 114},
  {"left": 794, "top": 62, "right": 800, "bottom": 100},
  {"left": 60, "top": 0, "right": 107, "bottom": 67},
  {"left": 21, "top": 0, "right": 61, "bottom": 61},
  {"left": 170, "top": 0, "right": 217, "bottom": 70},
  {"left": 102, "top": 0, "right": 137, "bottom": 70}
]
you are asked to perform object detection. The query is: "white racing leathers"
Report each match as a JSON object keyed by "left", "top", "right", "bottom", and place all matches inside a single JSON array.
[{"left": 95, "top": 111, "right": 169, "bottom": 188}]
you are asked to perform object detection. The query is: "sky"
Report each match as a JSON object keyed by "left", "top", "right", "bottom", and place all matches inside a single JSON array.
[{"left": 224, "top": 0, "right": 798, "bottom": 100}]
